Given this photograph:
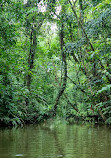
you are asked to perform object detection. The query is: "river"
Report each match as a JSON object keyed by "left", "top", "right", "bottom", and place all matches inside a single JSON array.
[{"left": 0, "top": 120, "right": 111, "bottom": 158}]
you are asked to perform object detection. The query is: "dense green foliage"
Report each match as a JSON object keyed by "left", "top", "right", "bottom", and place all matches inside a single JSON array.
[{"left": 0, "top": 0, "right": 111, "bottom": 126}]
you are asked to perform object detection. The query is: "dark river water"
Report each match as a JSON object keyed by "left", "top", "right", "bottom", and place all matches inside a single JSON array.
[{"left": 0, "top": 120, "right": 111, "bottom": 158}]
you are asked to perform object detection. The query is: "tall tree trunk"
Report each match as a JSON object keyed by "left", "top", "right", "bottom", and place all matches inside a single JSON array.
[
  {"left": 26, "top": 26, "right": 37, "bottom": 91},
  {"left": 24, "top": 0, "right": 44, "bottom": 106},
  {"left": 25, "top": 26, "right": 37, "bottom": 106},
  {"left": 53, "top": 23, "right": 67, "bottom": 116}
]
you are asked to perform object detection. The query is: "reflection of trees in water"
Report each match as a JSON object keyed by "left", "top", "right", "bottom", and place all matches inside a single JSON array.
[
  {"left": 0, "top": 123, "right": 111, "bottom": 158},
  {"left": 40, "top": 122, "right": 65, "bottom": 157}
]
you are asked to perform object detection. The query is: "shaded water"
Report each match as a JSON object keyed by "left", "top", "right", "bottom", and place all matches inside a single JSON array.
[{"left": 0, "top": 121, "right": 111, "bottom": 158}]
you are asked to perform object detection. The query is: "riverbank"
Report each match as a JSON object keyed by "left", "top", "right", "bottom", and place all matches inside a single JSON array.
[{"left": 0, "top": 113, "right": 110, "bottom": 128}]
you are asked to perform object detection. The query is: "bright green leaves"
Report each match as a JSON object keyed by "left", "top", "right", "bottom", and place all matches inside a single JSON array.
[
  {"left": 0, "top": 0, "right": 111, "bottom": 125},
  {"left": 0, "top": 0, "right": 25, "bottom": 49},
  {"left": 97, "top": 84, "right": 111, "bottom": 94},
  {"left": 27, "top": 7, "right": 38, "bottom": 14}
]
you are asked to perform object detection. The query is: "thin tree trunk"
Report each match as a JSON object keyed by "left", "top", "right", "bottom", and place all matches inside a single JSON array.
[
  {"left": 79, "top": 0, "right": 84, "bottom": 24},
  {"left": 53, "top": 64, "right": 79, "bottom": 113},
  {"left": 67, "top": 75, "right": 86, "bottom": 94},
  {"left": 68, "top": 0, "right": 95, "bottom": 51},
  {"left": 68, "top": 0, "right": 97, "bottom": 76}
]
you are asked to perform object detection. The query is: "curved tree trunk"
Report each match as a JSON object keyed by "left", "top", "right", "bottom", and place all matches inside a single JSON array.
[{"left": 53, "top": 23, "right": 67, "bottom": 116}]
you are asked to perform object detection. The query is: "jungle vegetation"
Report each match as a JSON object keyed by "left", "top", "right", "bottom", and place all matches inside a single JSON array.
[{"left": 0, "top": 0, "right": 111, "bottom": 126}]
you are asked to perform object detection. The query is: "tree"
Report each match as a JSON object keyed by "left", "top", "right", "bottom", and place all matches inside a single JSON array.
[{"left": 0, "top": 0, "right": 111, "bottom": 126}]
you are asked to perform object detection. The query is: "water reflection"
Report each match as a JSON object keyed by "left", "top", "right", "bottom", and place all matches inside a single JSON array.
[{"left": 0, "top": 121, "right": 111, "bottom": 158}]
